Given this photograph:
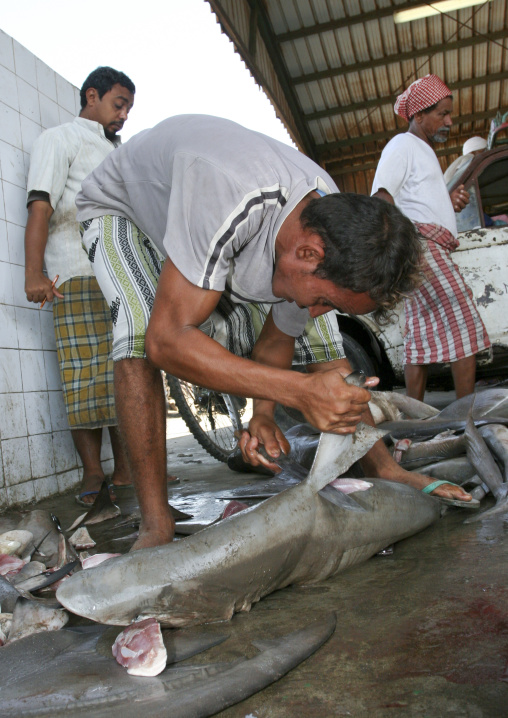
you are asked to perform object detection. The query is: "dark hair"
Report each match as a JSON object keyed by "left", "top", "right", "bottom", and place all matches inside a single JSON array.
[
  {"left": 80, "top": 66, "right": 135, "bottom": 109},
  {"left": 299, "top": 193, "right": 423, "bottom": 321},
  {"left": 408, "top": 95, "right": 453, "bottom": 122}
]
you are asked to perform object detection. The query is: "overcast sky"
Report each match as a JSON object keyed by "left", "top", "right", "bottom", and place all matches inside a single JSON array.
[{"left": 1, "top": 0, "right": 294, "bottom": 144}]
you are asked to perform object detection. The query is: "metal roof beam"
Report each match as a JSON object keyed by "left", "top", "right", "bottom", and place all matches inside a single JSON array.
[
  {"left": 244, "top": 0, "right": 318, "bottom": 158},
  {"left": 207, "top": 0, "right": 317, "bottom": 157},
  {"left": 325, "top": 142, "right": 492, "bottom": 176},
  {"left": 276, "top": 2, "right": 437, "bottom": 43},
  {"left": 292, "top": 31, "right": 508, "bottom": 86},
  {"left": 316, "top": 107, "right": 508, "bottom": 158},
  {"left": 306, "top": 72, "right": 508, "bottom": 122}
]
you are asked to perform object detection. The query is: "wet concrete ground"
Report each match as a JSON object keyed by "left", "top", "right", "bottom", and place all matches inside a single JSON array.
[{"left": 2, "top": 397, "right": 508, "bottom": 717}]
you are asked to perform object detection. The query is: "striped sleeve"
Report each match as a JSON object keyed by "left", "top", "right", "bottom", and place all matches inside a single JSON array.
[{"left": 163, "top": 157, "right": 287, "bottom": 292}]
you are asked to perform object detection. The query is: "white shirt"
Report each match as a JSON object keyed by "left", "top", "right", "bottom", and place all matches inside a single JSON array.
[
  {"left": 27, "top": 117, "right": 120, "bottom": 285},
  {"left": 371, "top": 133, "right": 457, "bottom": 237}
]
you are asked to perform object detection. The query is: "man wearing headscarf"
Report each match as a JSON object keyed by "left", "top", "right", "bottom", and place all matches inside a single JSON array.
[
  {"left": 371, "top": 74, "right": 490, "bottom": 401},
  {"left": 443, "top": 135, "right": 488, "bottom": 185}
]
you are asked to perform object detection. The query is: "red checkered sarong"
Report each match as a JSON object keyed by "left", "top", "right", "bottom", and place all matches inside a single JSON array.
[{"left": 403, "top": 223, "right": 490, "bottom": 365}]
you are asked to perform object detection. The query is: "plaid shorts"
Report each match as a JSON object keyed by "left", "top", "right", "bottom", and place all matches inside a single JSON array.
[
  {"left": 53, "top": 276, "right": 117, "bottom": 429},
  {"left": 81, "top": 215, "right": 345, "bottom": 366}
]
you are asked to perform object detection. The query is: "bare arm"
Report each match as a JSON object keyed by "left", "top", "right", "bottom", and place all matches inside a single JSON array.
[
  {"left": 238, "top": 311, "right": 298, "bottom": 469},
  {"left": 371, "top": 188, "right": 395, "bottom": 204},
  {"left": 145, "top": 259, "right": 374, "bottom": 435},
  {"left": 24, "top": 200, "right": 63, "bottom": 304},
  {"left": 240, "top": 340, "right": 380, "bottom": 470}
]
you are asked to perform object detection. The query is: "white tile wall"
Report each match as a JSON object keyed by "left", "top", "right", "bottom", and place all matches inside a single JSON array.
[
  {"left": 0, "top": 348, "right": 22, "bottom": 393},
  {"left": 0, "top": 220, "right": 8, "bottom": 262},
  {"left": 0, "top": 260, "right": 14, "bottom": 305},
  {"left": 0, "top": 101, "right": 22, "bottom": 147},
  {"left": 0, "top": 31, "right": 15, "bottom": 72},
  {"left": 56, "top": 74, "right": 77, "bottom": 115},
  {"left": 17, "top": 77, "right": 40, "bottom": 125},
  {"left": 0, "top": 304, "right": 18, "bottom": 349},
  {"left": 0, "top": 444, "right": 4, "bottom": 489},
  {"left": 6, "top": 479, "right": 35, "bottom": 506},
  {"left": 0, "top": 30, "right": 95, "bottom": 509},
  {"left": 24, "top": 391, "right": 52, "bottom": 435},
  {"left": 6, "top": 221, "right": 25, "bottom": 266},
  {"left": 48, "top": 390, "right": 68, "bottom": 433},
  {"left": 0, "top": 392, "right": 27, "bottom": 438},
  {"left": 33, "top": 475, "right": 59, "bottom": 502},
  {"left": 20, "top": 114, "right": 41, "bottom": 154},
  {"left": 12, "top": 40, "right": 36, "bottom": 87},
  {"left": 20, "top": 349, "right": 47, "bottom": 392},
  {"left": 3, "top": 180, "right": 27, "bottom": 226},
  {"left": 35, "top": 59, "right": 57, "bottom": 103},
  {"left": 0, "top": 65, "right": 18, "bottom": 111},
  {"left": 44, "top": 351, "right": 62, "bottom": 391},
  {"left": 52, "top": 430, "right": 77, "bottom": 473},
  {"left": 39, "top": 94, "right": 60, "bottom": 130},
  {"left": 29, "top": 433, "right": 56, "bottom": 478},
  {"left": 2, "top": 436, "right": 31, "bottom": 486},
  {"left": 15, "top": 307, "right": 42, "bottom": 350},
  {"left": 0, "top": 140, "right": 26, "bottom": 188},
  {"left": 56, "top": 468, "right": 80, "bottom": 494}
]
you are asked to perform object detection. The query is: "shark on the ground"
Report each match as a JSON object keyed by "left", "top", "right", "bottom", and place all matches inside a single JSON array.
[{"left": 57, "top": 420, "right": 440, "bottom": 627}]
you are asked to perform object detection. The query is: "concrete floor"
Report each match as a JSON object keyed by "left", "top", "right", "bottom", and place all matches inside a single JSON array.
[{"left": 2, "top": 403, "right": 508, "bottom": 717}]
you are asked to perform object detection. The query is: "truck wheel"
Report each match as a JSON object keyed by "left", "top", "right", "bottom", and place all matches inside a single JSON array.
[{"left": 341, "top": 332, "right": 378, "bottom": 377}]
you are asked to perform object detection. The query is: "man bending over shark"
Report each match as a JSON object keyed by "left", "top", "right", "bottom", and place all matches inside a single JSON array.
[{"left": 76, "top": 115, "right": 473, "bottom": 550}]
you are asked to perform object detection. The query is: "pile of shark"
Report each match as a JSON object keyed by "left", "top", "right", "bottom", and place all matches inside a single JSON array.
[{"left": 0, "top": 383, "right": 507, "bottom": 717}]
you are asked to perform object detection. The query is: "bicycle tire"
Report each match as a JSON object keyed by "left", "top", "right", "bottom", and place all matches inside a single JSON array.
[{"left": 166, "top": 375, "right": 244, "bottom": 463}]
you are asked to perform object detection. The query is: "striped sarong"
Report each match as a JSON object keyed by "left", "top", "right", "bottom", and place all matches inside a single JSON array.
[
  {"left": 81, "top": 215, "right": 345, "bottom": 367},
  {"left": 53, "top": 276, "right": 117, "bottom": 428},
  {"left": 403, "top": 223, "right": 490, "bottom": 365}
]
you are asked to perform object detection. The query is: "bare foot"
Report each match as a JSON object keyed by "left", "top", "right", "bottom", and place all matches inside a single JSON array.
[
  {"left": 110, "top": 469, "right": 132, "bottom": 488},
  {"left": 111, "top": 474, "right": 178, "bottom": 489},
  {"left": 130, "top": 520, "right": 175, "bottom": 551},
  {"left": 400, "top": 471, "right": 473, "bottom": 502}
]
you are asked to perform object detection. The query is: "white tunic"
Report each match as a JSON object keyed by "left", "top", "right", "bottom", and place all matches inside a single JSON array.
[
  {"left": 27, "top": 117, "right": 120, "bottom": 286},
  {"left": 371, "top": 133, "right": 457, "bottom": 237}
]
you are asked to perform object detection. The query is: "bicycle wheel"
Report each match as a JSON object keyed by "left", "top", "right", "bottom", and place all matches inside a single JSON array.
[{"left": 165, "top": 375, "right": 244, "bottom": 463}]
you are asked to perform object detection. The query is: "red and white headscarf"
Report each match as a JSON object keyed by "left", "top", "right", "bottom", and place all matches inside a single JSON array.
[{"left": 394, "top": 74, "right": 452, "bottom": 122}]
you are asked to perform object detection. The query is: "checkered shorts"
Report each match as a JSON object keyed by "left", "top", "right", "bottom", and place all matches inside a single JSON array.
[
  {"left": 81, "top": 215, "right": 345, "bottom": 366},
  {"left": 53, "top": 276, "right": 117, "bottom": 429},
  {"left": 404, "top": 223, "right": 491, "bottom": 364}
]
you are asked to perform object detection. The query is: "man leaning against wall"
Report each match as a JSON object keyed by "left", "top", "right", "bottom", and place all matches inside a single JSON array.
[{"left": 24, "top": 66, "right": 135, "bottom": 506}]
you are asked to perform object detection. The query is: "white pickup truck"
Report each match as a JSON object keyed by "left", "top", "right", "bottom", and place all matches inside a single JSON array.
[{"left": 338, "top": 139, "right": 508, "bottom": 389}]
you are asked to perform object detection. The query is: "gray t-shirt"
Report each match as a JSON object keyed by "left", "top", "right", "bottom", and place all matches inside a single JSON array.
[{"left": 76, "top": 114, "right": 338, "bottom": 336}]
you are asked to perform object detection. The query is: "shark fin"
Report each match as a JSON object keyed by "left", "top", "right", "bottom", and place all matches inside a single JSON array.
[{"left": 304, "top": 423, "right": 385, "bottom": 493}]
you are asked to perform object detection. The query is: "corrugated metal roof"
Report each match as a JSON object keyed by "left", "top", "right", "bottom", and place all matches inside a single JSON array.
[{"left": 207, "top": 0, "right": 508, "bottom": 192}]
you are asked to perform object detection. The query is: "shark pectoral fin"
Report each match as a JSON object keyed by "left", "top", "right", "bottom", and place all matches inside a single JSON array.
[
  {"left": 318, "top": 485, "right": 368, "bottom": 513},
  {"left": 250, "top": 613, "right": 336, "bottom": 655},
  {"left": 163, "top": 630, "right": 230, "bottom": 665}
]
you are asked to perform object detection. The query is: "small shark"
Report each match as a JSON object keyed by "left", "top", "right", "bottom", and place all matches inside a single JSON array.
[{"left": 57, "top": 419, "right": 439, "bottom": 627}]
